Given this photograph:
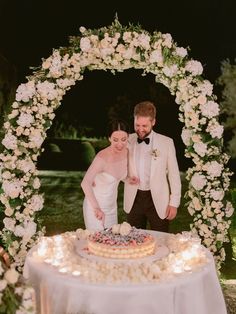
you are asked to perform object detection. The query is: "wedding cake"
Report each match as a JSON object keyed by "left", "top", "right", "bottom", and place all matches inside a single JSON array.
[{"left": 87, "top": 222, "right": 156, "bottom": 259}]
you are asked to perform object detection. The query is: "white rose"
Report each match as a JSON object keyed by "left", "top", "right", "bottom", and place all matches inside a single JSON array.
[
  {"left": 4, "top": 267, "right": 19, "bottom": 284},
  {"left": 190, "top": 173, "right": 207, "bottom": 190},
  {"left": 119, "top": 222, "right": 132, "bottom": 236}
]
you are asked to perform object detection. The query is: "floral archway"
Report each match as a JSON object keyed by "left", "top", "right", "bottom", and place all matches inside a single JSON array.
[{"left": 0, "top": 18, "right": 234, "bottom": 271}]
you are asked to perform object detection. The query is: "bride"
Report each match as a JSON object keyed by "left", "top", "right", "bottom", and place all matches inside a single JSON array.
[{"left": 81, "top": 120, "right": 129, "bottom": 230}]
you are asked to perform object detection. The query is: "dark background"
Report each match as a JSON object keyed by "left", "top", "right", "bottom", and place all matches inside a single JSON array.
[{"left": 0, "top": 0, "right": 236, "bottom": 170}]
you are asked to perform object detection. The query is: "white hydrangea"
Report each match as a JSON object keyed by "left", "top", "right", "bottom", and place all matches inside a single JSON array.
[
  {"left": 193, "top": 142, "right": 208, "bottom": 157},
  {"left": 4, "top": 267, "right": 19, "bottom": 285},
  {"left": 29, "top": 129, "right": 44, "bottom": 148},
  {"left": 197, "top": 80, "right": 213, "bottom": 96},
  {"left": 3, "top": 217, "right": 16, "bottom": 231},
  {"left": 2, "top": 180, "right": 23, "bottom": 199},
  {"left": 2, "top": 133, "right": 18, "bottom": 150},
  {"left": 206, "top": 120, "right": 224, "bottom": 139},
  {"left": 36, "top": 81, "right": 58, "bottom": 101},
  {"left": 17, "top": 158, "right": 36, "bottom": 173},
  {"left": 27, "top": 194, "right": 44, "bottom": 211},
  {"left": 204, "top": 161, "right": 223, "bottom": 177},
  {"left": 15, "top": 81, "right": 36, "bottom": 102},
  {"left": 17, "top": 112, "right": 35, "bottom": 128},
  {"left": 190, "top": 173, "right": 207, "bottom": 190},
  {"left": 163, "top": 64, "right": 178, "bottom": 78},
  {"left": 149, "top": 49, "right": 163, "bottom": 64},
  {"left": 201, "top": 101, "right": 219, "bottom": 118},
  {"left": 175, "top": 47, "right": 187, "bottom": 58},
  {"left": 209, "top": 189, "right": 224, "bottom": 201},
  {"left": 185, "top": 60, "right": 203, "bottom": 76}
]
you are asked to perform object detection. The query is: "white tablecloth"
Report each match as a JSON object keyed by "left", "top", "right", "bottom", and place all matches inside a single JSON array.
[{"left": 23, "top": 233, "right": 227, "bottom": 314}]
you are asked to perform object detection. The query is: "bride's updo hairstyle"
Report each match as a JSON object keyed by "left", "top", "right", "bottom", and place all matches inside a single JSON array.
[{"left": 107, "top": 119, "right": 129, "bottom": 137}]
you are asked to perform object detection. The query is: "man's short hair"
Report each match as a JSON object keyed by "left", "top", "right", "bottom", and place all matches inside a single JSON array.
[{"left": 134, "top": 101, "right": 156, "bottom": 120}]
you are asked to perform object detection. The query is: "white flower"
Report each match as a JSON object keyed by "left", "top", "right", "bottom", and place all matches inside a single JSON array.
[
  {"left": 17, "top": 158, "right": 36, "bottom": 173},
  {"left": 17, "top": 112, "right": 35, "bottom": 128},
  {"left": 80, "top": 37, "right": 91, "bottom": 52},
  {"left": 4, "top": 267, "right": 19, "bottom": 284},
  {"left": 15, "top": 81, "right": 36, "bottom": 102},
  {"left": 0, "top": 280, "right": 7, "bottom": 292},
  {"left": 2, "top": 180, "right": 23, "bottom": 198},
  {"left": 162, "top": 33, "right": 172, "bottom": 48},
  {"left": 27, "top": 195, "right": 44, "bottom": 211},
  {"left": 119, "top": 222, "right": 132, "bottom": 236},
  {"left": 163, "top": 65, "right": 178, "bottom": 78},
  {"left": 201, "top": 101, "right": 219, "bottom": 118},
  {"left": 14, "top": 220, "right": 37, "bottom": 239},
  {"left": 225, "top": 202, "right": 234, "bottom": 218},
  {"left": 204, "top": 161, "right": 223, "bottom": 177},
  {"left": 32, "top": 177, "right": 41, "bottom": 189},
  {"left": 209, "top": 189, "right": 224, "bottom": 201},
  {"left": 181, "top": 129, "right": 192, "bottom": 146},
  {"left": 206, "top": 120, "right": 224, "bottom": 139},
  {"left": 185, "top": 60, "right": 203, "bottom": 76},
  {"left": 2, "top": 133, "right": 18, "bottom": 150},
  {"left": 190, "top": 173, "right": 207, "bottom": 190},
  {"left": 79, "top": 26, "right": 86, "bottom": 33},
  {"left": 151, "top": 149, "right": 160, "bottom": 159},
  {"left": 37, "top": 81, "right": 58, "bottom": 100},
  {"left": 193, "top": 142, "right": 208, "bottom": 157},
  {"left": 149, "top": 49, "right": 163, "bottom": 64},
  {"left": 197, "top": 80, "right": 213, "bottom": 96},
  {"left": 29, "top": 129, "right": 44, "bottom": 148},
  {"left": 5, "top": 207, "right": 14, "bottom": 216},
  {"left": 175, "top": 47, "right": 187, "bottom": 58}
]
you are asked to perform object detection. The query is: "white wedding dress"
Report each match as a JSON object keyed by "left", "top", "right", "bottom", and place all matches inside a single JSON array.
[
  {"left": 83, "top": 172, "right": 121, "bottom": 230},
  {"left": 81, "top": 150, "right": 127, "bottom": 231}
]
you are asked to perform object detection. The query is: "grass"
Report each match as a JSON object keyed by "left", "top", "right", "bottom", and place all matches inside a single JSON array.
[{"left": 37, "top": 170, "right": 236, "bottom": 279}]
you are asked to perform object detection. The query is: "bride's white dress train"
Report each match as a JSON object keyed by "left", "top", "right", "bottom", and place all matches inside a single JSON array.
[{"left": 83, "top": 172, "right": 121, "bottom": 230}]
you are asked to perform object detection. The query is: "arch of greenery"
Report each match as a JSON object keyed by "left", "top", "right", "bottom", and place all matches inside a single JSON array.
[{"left": 0, "top": 18, "right": 233, "bottom": 270}]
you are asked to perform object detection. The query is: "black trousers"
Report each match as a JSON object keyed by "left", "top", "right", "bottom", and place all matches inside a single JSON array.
[{"left": 127, "top": 190, "right": 169, "bottom": 232}]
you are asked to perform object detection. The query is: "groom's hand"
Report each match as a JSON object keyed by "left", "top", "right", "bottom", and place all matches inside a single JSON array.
[
  {"left": 128, "top": 176, "right": 140, "bottom": 185},
  {"left": 166, "top": 205, "right": 177, "bottom": 220}
]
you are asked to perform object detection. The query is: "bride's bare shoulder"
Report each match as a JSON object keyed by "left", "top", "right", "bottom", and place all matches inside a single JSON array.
[{"left": 96, "top": 147, "right": 110, "bottom": 160}]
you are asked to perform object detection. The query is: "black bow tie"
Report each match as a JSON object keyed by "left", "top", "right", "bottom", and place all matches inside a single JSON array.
[{"left": 137, "top": 137, "right": 150, "bottom": 144}]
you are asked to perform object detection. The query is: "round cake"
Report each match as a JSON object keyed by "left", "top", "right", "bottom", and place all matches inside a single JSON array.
[{"left": 87, "top": 222, "right": 156, "bottom": 259}]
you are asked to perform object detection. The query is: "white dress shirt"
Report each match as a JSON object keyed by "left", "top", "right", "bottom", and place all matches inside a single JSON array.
[{"left": 135, "top": 131, "right": 153, "bottom": 191}]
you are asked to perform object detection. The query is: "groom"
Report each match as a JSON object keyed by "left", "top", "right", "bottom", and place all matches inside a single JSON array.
[{"left": 124, "top": 101, "right": 181, "bottom": 232}]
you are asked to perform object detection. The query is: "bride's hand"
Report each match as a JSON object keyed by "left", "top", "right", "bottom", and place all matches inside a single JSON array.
[
  {"left": 128, "top": 176, "right": 140, "bottom": 185},
  {"left": 94, "top": 208, "right": 105, "bottom": 222}
]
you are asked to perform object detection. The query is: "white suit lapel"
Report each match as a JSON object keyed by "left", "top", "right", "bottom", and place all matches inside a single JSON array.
[
  {"left": 150, "top": 133, "right": 161, "bottom": 180},
  {"left": 128, "top": 135, "right": 138, "bottom": 177}
]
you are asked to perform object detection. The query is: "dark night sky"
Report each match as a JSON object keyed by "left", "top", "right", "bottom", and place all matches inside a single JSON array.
[{"left": 1, "top": 0, "right": 236, "bottom": 169}]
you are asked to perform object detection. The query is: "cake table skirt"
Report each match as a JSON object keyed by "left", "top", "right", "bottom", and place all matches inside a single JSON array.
[{"left": 23, "top": 247, "right": 227, "bottom": 314}]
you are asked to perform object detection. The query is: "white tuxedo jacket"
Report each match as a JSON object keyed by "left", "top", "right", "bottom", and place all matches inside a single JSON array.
[{"left": 124, "top": 132, "right": 181, "bottom": 219}]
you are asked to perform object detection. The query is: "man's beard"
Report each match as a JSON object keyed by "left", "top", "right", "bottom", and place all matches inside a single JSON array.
[{"left": 136, "top": 129, "right": 152, "bottom": 139}]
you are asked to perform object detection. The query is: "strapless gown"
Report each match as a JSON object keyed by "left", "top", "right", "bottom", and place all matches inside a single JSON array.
[{"left": 83, "top": 172, "right": 122, "bottom": 231}]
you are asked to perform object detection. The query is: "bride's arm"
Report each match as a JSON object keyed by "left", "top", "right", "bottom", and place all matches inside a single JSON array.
[{"left": 81, "top": 154, "right": 104, "bottom": 210}]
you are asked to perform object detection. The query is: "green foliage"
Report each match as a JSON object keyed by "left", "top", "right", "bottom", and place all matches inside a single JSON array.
[
  {"left": 217, "top": 59, "right": 236, "bottom": 157},
  {"left": 79, "top": 141, "right": 96, "bottom": 167}
]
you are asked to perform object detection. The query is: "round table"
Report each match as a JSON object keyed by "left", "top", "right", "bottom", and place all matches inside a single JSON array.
[{"left": 23, "top": 231, "right": 227, "bottom": 314}]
